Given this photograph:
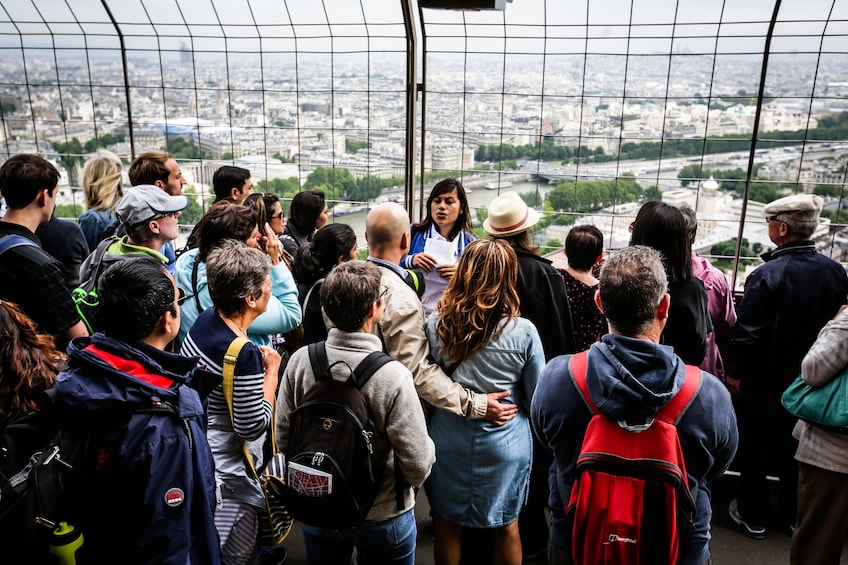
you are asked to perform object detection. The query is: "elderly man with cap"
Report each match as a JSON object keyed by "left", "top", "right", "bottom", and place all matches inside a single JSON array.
[
  {"left": 725, "top": 193, "right": 848, "bottom": 540},
  {"left": 79, "top": 184, "right": 188, "bottom": 287},
  {"left": 484, "top": 190, "right": 577, "bottom": 559}
]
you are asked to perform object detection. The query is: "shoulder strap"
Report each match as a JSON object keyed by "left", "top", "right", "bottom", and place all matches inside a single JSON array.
[
  {"left": 0, "top": 234, "right": 37, "bottom": 255},
  {"left": 300, "top": 278, "right": 324, "bottom": 315},
  {"left": 352, "top": 351, "right": 394, "bottom": 389},
  {"left": 569, "top": 350, "right": 596, "bottom": 414},
  {"left": 569, "top": 351, "right": 701, "bottom": 425},
  {"left": 307, "top": 341, "right": 330, "bottom": 380},
  {"left": 307, "top": 341, "right": 392, "bottom": 389},
  {"left": 84, "top": 236, "right": 117, "bottom": 287},
  {"left": 191, "top": 258, "right": 203, "bottom": 314},
  {"left": 367, "top": 257, "right": 423, "bottom": 298},
  {"left": 404, "top": 269, "right": 421, "bottom": 295},
  {"left": 221, "top": 336, "right": 251, "bottom": 427},
  {"left": 73, "top": 237, "right": 119, "bottom": 333},
  {"left": 221, "top": 336, "right": 275, "bottom": 480},
  {"left": 655, "top": 365, "right": 702, "bottom": 425}
]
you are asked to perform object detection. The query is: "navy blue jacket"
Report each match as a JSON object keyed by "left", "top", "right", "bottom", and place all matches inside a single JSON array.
[
  {"left": 35, "top": 214, "right": 89, "bottom": 288},
  {"left": 531, "top": 335, "right": 738, "bottom": 565},
  {"left": 50, "top": 334, "right": 222, "bottom": 564},
  {"left": 726, "top": 240, "right": 848, "bottom": 397}
]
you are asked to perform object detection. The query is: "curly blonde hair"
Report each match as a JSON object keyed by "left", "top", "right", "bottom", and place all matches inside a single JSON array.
[
  {"left": 436, "top": 238, "right": 520, "bottom": 364},
  {"left": 0, "top": 301, "right": 59, "bottom": 421}
]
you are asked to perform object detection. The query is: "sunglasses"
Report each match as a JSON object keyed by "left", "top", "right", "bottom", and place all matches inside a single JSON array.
[
  {"left": 176, "top": 287, "right": 187, "bottom": 306},
  {"left": 150, "top": 211, "right": 179, "bottom": 222}
]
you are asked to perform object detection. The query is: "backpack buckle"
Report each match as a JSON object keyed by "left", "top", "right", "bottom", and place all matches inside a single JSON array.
[
  {"left": 42, "top": 445, "right": 74, "bottom": 470},
  {"left": 617, "top": 418, "right": 653, "bottom": 433}
]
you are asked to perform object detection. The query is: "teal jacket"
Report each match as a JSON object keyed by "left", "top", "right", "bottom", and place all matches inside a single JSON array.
[{"left": 173, "top": 248, "right": 302, "bottom": 349}]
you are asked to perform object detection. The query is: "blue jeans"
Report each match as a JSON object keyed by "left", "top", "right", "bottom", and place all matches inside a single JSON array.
[{"left": 301, "top": 508, "right": 417, "bottom": 565}]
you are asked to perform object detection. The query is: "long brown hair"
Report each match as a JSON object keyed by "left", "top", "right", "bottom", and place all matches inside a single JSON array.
[
  {"left": 0, "top": 301, "right": 60, "bottom": 421},
  {"left": 412, "top": 178, "right": 473, "bottom": 240},
  {"left": 436, "top": 238, "right": 520, "bottom": 364}
]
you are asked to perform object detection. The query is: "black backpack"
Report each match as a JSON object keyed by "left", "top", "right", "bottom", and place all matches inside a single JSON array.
[
  {"left": 72, "top": 237, "right": 117, "bottom": 334},
  {"left": 0, "top": 408, "right": 89, "bottom": 564},
  {"left": 0, "top": 392, "right": 177, "bottom": 564},
  {"left": 282, "top": 341, "right": 401, "bottom": 529}
]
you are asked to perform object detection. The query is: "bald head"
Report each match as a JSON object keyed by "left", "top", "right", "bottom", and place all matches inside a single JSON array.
[{"left": 366, "top": 202, "right": 410, "bottom": 261}]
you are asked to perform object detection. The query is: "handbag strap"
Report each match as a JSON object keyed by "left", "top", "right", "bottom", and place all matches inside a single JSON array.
[
  {"left": 221, "top": 335, "right": 274, "bottom": 481},
  {"left": 191, "top": 257, "right": 204, "bottom": 314},
  {"left": 300, "top": 278, "right": 324, "bottom": 316}
]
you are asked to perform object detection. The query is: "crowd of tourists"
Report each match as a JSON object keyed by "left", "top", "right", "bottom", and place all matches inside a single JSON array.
[{"left": 1, "top": 151, "right": 846, "bottom": 565}]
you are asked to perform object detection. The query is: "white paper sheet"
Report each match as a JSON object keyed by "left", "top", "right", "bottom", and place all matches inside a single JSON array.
[{"left": 424, "top": 238, "right": 457, "bottom": 267}]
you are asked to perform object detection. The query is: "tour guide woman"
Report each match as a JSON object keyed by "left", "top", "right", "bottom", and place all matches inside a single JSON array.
[{"left": 402, "top": 178, "right": 475, "bottom": 314}]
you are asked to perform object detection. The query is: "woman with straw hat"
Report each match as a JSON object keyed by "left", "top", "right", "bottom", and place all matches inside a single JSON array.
[
  {"left": 484, "top": 190, "right": 576, "bottom": 559},
  {"left": 483, "top": 191, "right": 575, "bottom": 360}
]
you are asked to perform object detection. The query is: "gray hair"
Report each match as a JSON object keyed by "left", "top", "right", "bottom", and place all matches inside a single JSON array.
[
  {"left": 779, "top": 213, "right": 818, "bottom": 239},
  {"left": 598, "top": 245, "right": 668, "bottom": 336},
  {"left": 206, "top": 239, "right": 271, "bottom": 316},
  {"left": 321, "top": 260, "right": 382, "bottom": 332},
  {"left": 679, "top": 204, "right": 698, "bottom": 244}
]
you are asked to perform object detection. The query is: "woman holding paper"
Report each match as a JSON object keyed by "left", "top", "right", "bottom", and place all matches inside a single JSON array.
[{"left": 402, "top": 178, "right": 475, "bottom": 314}]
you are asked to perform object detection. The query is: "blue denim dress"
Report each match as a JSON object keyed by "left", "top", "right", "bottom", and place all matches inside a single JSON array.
[{"left": 424, "top": 315, "right": 544, "bottom": 527}]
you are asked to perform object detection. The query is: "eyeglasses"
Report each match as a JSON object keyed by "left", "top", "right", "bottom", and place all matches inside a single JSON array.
[
  {"left": 765, "top": 215, "right": 785, "bottom": 224},
  {"left": 168, "top": 288, "right": 187, "bottom": 317},
  {"left": 379, "top": 285, "right": 389, "bottom": 299}
]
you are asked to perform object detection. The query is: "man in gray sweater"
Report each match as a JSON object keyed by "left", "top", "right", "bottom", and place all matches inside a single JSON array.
[{"left": 275, "top": 260, "right": 435, "bottom": 564}]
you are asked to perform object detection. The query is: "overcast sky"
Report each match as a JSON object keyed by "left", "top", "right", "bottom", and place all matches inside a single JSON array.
[{"left": 0, "top": 0, "right": 844, "bottom": 55}]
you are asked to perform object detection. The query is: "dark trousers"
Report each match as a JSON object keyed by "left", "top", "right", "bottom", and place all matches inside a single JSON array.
[
  {"left": 735, "top": 388, "right": 798, "bottom": 528},
  {"left": 547, "top": 541, "right": 572, "bottom": 565},
  {"left": 791, "top": 462, "right": 848, "bottom": 565},
  {"left": 519, "top": 438, "right": 553, "bottom": 557}
]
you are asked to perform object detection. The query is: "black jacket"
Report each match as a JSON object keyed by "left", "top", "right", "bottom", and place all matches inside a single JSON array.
[
  {"left": 727, "top": 240, "right": 848, "bottom": 396},
  {"left": 515, "top": 248, "right": 576, "bottom": 360},
  {"left": 663, "top": 276, "right": 711, "bottom": 366}
]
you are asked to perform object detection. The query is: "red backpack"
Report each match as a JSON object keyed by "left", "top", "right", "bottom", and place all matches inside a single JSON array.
[{"left": 564, "top": 350, "right": 701, "bottom": 565}]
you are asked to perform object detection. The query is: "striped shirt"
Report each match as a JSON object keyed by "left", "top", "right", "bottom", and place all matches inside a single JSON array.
[
  {"left": 181, "top": 308, "right": 272, "bottom": 443},
  {"left": 182, "top": 308, "right": 272, "bottom": 510}
]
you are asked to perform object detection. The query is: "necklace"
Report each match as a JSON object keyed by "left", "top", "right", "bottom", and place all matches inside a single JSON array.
[{"left": 222, "top": 315, "right": 248, "bottom": 337}]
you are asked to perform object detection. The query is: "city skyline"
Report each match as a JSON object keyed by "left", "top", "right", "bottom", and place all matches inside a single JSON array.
[{"left": 0, "top": 0, "right": 846, "bottom": 288}]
